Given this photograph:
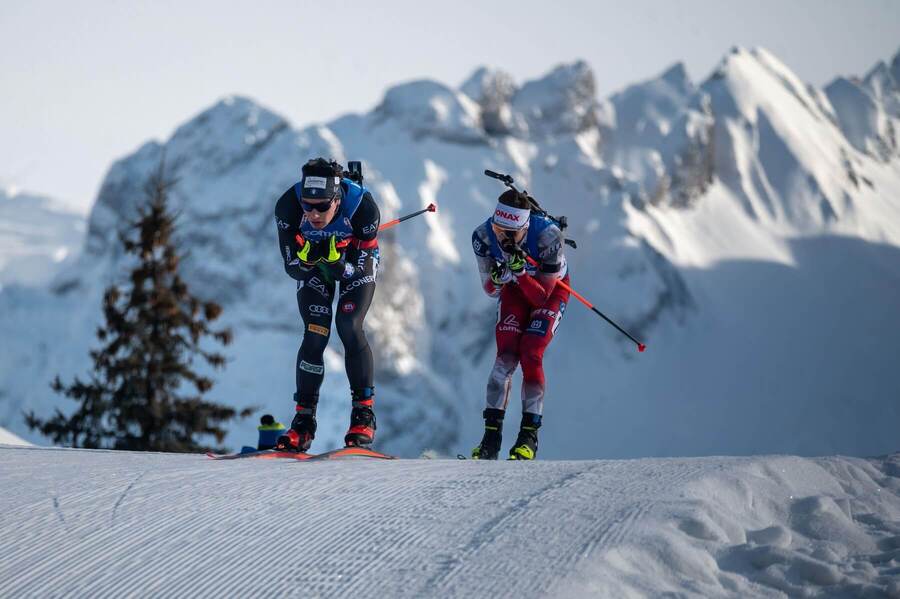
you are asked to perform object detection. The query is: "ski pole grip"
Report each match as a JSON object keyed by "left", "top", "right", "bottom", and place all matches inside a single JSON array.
[{"left": 484, "top": 170, "right": 514, "bottom": 185}]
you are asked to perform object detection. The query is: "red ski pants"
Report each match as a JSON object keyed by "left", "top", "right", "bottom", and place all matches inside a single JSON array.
[{"left": 486, "top": 275, "right": 570, "bottom": 415}]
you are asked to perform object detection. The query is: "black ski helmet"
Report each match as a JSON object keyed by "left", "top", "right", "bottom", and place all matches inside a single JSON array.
[{"left": 299, "top": 158, "right": 343, "bottom": 200}]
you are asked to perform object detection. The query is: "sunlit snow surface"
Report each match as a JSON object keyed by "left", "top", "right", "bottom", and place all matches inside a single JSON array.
[
  {"left": 0, "top": 426, "right": 29, "bottom": 446},
  {"left": 0, "top": 447, "right": 898, "bottom": 597}
]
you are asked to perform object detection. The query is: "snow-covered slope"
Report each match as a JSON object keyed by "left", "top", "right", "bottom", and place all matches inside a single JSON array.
[
  {"left": 0, "top": 187, "right": 85, "bottom": 289},
  {"left": 1, "top": 46, "right": 899, "bottom": 458},
  {"left": 1, "top": 447, "right": 898, "bottom": 597},
  {"left": 0, "top": 426, "right": 30, "bottom": 446}
]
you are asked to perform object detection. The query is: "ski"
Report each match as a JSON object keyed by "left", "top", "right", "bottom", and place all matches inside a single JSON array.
[
  {"left": 207, "top": 446, "right": 395, "bottom": 461},
  {"left": 308, "top": 446, "right": 395, "bottom": 461},
  {"left": 206, "top": 449, "right": 314, "bottom": 461}
]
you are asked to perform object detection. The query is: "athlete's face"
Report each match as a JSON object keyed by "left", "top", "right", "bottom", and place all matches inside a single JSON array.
[
  {"left": 302, "top": 195, "right": 341, "bottom": 229},
  {"left": 492, "top": 222, "right": 527, "bottom": 250}
]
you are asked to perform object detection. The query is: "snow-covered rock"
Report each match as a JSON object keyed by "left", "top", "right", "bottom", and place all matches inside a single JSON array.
[
  {"left": 601, "top": 62, "right": 713, "bottom": 206},
  {"left": 609, "top": 62, "right": 695, "bottom": 147},
  {"left": 0, "top": 188, "right": 85, "bottom": 289},
  {"left": 826, "top": 75, "right": 897, "bottom": 161},
  {"left": 825, "top": 49, "right": 900, "bottom": 162},
  {"left": 459, "top": 67, "right": 520, "bottom": 136},
  {"left": 511, "top": 60, "right": 599, "bottom": 137},
  {"left": 373, "top": 80, "right": 485, "bottom": 144},
  {"left": 701, "top": 46, "right": 860, "bottom": 230}
]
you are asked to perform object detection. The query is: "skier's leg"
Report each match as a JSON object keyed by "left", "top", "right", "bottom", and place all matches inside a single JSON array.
[
  {"left": 295, "top": 271, "right": 336, "bottom": 398},
  {"left": 336, "top": 249, "right": 377, "bottom": 446},
  {"left": 486, "top": 285, "right": 530, "bottom": 410},
  {"left": 474, "top": 285, "right": 530, "bottom": 459},
  {"left": 335, "top": 278, "right": 375, "bottom": 393},
  {"left": 511, "top": 280, "right": 570, "bottom": 459},
  {"left": 279, "top": 271, "right": 335, "bottom": 451}
]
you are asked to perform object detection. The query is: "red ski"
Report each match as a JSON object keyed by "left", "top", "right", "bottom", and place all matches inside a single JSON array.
[
  {"left": 308, "top": 446, "right": 394, "bottom": 461},
  {"left": 206, "top": 449, "right": 314, "bottom": 461},
  {"left": 206, "top": 446, "right": 395, "bottom": 461}
]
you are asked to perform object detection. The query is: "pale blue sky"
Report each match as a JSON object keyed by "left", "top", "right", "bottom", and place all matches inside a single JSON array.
[{"left": 2, "top": 0, "right": 898, "bottom": 212}]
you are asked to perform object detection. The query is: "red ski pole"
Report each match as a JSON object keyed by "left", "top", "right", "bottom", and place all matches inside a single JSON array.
[
  {"left": 379, "top": 203, "right": 437, "bottom": 232},
  {"left": 296, "top": 204, "right": 437, "bottom": 248},
  {"left": 525, "top": 256, "right": 647, "bottom": 352}
]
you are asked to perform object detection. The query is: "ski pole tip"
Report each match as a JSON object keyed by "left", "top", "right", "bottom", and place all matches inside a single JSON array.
[
  {"left": 638, "top": 343, "right": 647, "bottom": 353},
  {"left": 427, "top": 203, "right": 437, "bottom": 212}
]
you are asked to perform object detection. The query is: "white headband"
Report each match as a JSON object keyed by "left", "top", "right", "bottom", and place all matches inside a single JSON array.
[{"left": 492, "top": 203, "right": 530, "bottom": 230}]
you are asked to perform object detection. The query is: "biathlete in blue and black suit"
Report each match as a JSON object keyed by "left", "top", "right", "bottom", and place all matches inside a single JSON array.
[{"left": 272, "top": 158, "right": 381, "bottom": 451}]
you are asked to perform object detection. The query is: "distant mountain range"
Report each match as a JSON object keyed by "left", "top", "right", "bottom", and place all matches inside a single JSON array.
[{"left": 2, "top": 46, "right": 898, "bottom": 458}]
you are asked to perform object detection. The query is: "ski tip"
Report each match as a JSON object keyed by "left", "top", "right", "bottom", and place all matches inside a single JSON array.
[
  {"left": 313, "top": 446, "right": 395, "bottom": 460},
  {"left": 638, "top": 343, "right": 647, "bottom": 353}
]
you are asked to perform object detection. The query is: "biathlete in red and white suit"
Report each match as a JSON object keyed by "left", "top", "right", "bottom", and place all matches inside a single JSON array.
[{"left": 470, "top": 188, "right": 570, "bottom": 460}]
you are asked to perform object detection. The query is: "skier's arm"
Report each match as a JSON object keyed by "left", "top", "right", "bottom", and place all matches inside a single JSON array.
[
  {"left": 344, "top": 191, "right": 380, "bottom": 275},
  {"left": 274, "top": 188, "right": 310, "bottom": 281},
  {"left": 514, "top": 270, "right": 559, "bottom": 305},
  {"left": 349, "top": 191, "right": 380, "bottom": 244},
  {"left": 472, "top": 229, "right": 502, "bottom": 298},
  {"left": 513, "top": 226, "right": 565, "bottom": 305}
]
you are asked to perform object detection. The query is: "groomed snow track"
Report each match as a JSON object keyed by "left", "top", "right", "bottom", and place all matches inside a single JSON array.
[{"left": 1, "top": 446, "right": 898, "bottom": 597}]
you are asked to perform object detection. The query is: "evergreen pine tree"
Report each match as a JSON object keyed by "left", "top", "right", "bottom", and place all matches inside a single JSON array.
[{"left": 25, "top": 162, "right": 250, "bottom": 452}]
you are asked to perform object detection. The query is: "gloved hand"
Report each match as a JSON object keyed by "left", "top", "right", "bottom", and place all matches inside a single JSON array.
[
  {"left": 321, "top": 236, "right": 342, "bottom": 264},
  {"left": 490, "top": 261, "right": 513, "bottom": 286},
  {"left": 296, "top": 236, "right": 343, "bottom": 266},
  {"left": 507, "top": 250, "right": 527, "bottom": 276}
]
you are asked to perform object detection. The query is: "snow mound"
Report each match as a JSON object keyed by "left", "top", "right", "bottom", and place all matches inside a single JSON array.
[
  {"left": 1, "top": 447, "right": 897, "bottom": 597},
  {"left": 0, "top": 426, "right": 30, "bottom": 446},
  {"left": 558, "top": 453, "right": 900, "bottom": 597}
]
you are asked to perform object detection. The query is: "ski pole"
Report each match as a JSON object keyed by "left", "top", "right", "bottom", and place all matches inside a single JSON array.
[
  {"left": 296, "top": 204, "right": 437, "bottom": 249},
  {"left": 525, "top": 256, "right": 647, "bottom": 352},
  {"left": 379, "top": 203, "right": 437, "bottom": 232}
]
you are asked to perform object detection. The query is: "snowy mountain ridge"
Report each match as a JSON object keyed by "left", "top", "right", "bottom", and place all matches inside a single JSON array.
[{"left": 1, "top": 46, "right": 899, "bottom": 458}]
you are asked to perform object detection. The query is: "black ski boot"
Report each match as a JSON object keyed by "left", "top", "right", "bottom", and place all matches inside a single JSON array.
[
  {"left": 275, "top": 395, "right": 317, "bottom": 452},
  {"left": 508, "top": 412, "right": 541, "bottom": 460},
  {"left": 345, "top": 387, "right": 376, "bottom": 447},
  {"left": 472, "top": 408, "right": 505, "bottom": 460}
]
